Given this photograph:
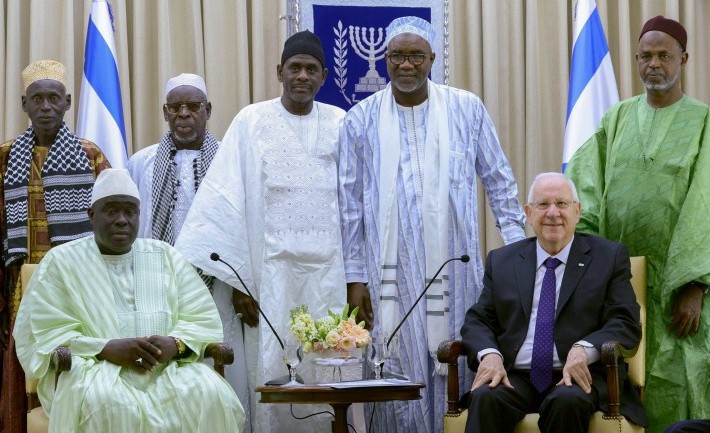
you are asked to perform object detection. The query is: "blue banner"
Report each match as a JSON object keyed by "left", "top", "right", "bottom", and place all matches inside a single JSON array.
[{"left": 297, "top": 1, "right": 446, "bottom": 111}]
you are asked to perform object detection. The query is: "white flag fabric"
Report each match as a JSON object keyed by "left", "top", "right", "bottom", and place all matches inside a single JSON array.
[
  {"left": 76, "top": 0, "right": 128, "bottom": 168},
  {"left": 562, "top": 0, "right": 619, "bottom": 172}
]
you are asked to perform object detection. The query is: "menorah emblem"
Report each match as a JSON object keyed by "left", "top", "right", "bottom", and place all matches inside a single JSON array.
[{"left": 348, "top": 25, "right": 387, "bottom": 93}]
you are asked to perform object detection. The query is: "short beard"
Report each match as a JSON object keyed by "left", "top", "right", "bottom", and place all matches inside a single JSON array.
[
  {"left": 642, "top": 70, "right": 679, "bottom": 91},
  {"left": 287, "top": 91, "right": 314, "bottom": 105},
  {"left": 172, "top": 131, "right": 198, "bottom": 146}
]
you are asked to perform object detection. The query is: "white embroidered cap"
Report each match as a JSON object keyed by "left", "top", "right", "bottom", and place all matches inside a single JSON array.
[
  {"left": 91, "top": 168, "right": 140, "bottom": 205},
  {"left": 164, "top": 73, "right": 207, "bottom": 99},
  {"left": 385, "top": 16, "right": 435, "bottom": 47}
]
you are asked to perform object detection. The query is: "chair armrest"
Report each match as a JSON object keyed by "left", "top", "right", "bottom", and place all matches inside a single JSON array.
[
  {"left": 601, "top": 341, "right": 621, "bottom": 417},
  {"left": 51, "top": 347, "right": 72, "bottom": 373},
  {"left": 601, "top": 340, "right": 638, "bottom": 416},
  {"left": 205, "top": 342, "right": 234, "bottom": 378},
  {"left": 437, "top": 339, "right": 464, "bottom": 415},
  {"left": 28, "top": 347, "right": 73, "bottom": 411},
  {"left": 601, "top": 340, "right": 638, "bottom": 417}
]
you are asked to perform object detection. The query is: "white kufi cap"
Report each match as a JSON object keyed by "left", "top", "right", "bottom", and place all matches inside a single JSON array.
[
  {"left": 385, "top": 16, "right": 435, "bottom": 47},
  {"left": 164, "top": 73, "right": 207, "bottom": 99},
  {"left": 91, "top": 168, "right": 140, "bottom": 205}
]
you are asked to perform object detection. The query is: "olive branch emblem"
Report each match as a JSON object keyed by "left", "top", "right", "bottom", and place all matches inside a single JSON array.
[{"left": 332, "top": 20, "right": 351, "bottom": 105}]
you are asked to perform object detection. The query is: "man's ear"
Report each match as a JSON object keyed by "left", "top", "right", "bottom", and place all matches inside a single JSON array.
[
  {"left": 204, "top": 101, "right": 212, "bottom": 120},
  {"left": 276, "top": 64, "right": 284, "bottom": 83}
]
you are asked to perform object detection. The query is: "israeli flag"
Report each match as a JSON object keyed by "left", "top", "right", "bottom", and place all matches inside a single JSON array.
[
  {"left": 562, "top": 0, "right": 618, "bottom": 172},
  {"left": 76, "top": 0, "right": 128, "bottom": 168}
]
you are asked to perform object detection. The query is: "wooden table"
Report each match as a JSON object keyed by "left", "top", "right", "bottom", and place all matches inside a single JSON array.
[{"left": 257, "top": 381, "right": 425, "bottom": 433}]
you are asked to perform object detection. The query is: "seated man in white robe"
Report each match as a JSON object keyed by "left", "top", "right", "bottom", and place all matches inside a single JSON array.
[{"left": 13, "top": 168, "right": 245, "bottom": 433}]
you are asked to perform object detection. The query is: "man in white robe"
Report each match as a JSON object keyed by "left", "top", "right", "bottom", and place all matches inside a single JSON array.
[
  {"left": 13, "top": 168, "right": 244, "bottom": 433},
  {"left": 339, "top": 17, "right": 526, "bottom": 433},
  {"left": 175, "top": 31, "right": 347, "bottom": 432},
  {"left": 126, "top": 74, "right": 249, "bottom": 419}
]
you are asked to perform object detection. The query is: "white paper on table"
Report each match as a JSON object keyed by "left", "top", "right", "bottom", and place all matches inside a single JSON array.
[{"left": 323, "top": 378, "right": 417, "bottom": 388}]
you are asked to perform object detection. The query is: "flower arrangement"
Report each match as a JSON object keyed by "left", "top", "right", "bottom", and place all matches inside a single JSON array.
[{"left": 288, "top": 304, "right": 371, "bottom": 354}]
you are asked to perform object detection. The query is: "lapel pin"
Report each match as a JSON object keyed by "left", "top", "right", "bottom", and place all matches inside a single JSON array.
[{"left": 578, "top": 263, "right": 584, "bottom": 267}]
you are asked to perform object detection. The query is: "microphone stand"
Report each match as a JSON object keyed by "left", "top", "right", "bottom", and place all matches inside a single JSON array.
[
  {"left": 211, "top": 253, "right": 303, "bottom": 385},
  {"left": 386, "top": 255, "right": 470, "bottom": 350},
  {"left": 210, "top": 253, "right": 284, "bottom": 350}
]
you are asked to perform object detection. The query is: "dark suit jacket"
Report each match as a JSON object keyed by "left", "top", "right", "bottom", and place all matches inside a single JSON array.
[{"left": 461, "top": 233, "right": 647, "bottom": 426}]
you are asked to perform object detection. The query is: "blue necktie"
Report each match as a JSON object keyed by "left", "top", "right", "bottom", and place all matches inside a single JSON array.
[{"left": 530, "top": 257, "right": 562, "bottom": 393}]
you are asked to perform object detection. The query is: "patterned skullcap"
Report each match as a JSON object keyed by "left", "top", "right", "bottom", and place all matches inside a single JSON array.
[
  {"left": 281, "top": 30, "right": 325, "bottom": 67},
  {"left": 165, "top": 73, "right": 208, "bottom": 99},
  {"left": 639, "top": 15, "right": 687, "bottom": 51},
  {"left": 385, "top": 16, "right": 435, "bottom": 47},
  {"left": 91, "top": 168, "right": 140, "bottom": 205},
  {"left": 21, "top": 60, "right": 67, "bottom": 91}
]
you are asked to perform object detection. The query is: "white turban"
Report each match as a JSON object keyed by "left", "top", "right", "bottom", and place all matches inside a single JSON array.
[
  {"left": 164, "top": 73, "right": 207, "bottom": 99},
  {"left": 385, "top": 16, "right": 435, "bottom": 47},
  {"left": 91, "top": 168, "right": 140, "bottom": 205}
]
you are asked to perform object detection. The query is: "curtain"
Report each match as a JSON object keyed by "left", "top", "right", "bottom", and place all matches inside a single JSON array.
[{"left": 1, "top": 0, "right": 708, "bottom": 252}]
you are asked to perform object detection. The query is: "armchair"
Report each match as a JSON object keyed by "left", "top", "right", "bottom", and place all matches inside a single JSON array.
[{"left": 437, "top": 256, "right": 647, "bottom": 433}]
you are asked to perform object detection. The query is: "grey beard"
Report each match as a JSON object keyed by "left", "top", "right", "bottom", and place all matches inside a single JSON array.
[
  {"left": 172, "top": 131, "right": 198, "bottom": 145},
  {"left": 642, "top": 70, "right": 679, "bottom": 91}
]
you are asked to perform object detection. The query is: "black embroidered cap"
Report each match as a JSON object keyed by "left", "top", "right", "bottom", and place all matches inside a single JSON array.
[{"left": 281, "top": 30, "right": 326, "bottom": 67}]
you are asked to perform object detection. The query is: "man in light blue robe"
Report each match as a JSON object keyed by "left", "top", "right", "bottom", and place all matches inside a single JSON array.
[{"left": 339, "top": 16, "right": 526, "bottom": 433}]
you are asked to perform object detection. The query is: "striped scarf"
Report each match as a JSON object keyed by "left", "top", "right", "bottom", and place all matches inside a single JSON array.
[
  {"left": 150, "top": 131, "right": 219, "bottom": 245},
  {"left": 3, "top": 122, "right": 94, "bottom": 266}
]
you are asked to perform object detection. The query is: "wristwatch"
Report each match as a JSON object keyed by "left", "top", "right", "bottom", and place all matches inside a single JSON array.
[
  {"left": 688, "top": 281, "right": 709, "bottom": 295},
  {"left": 172, "top": 337, "right": 187, "bottom": 357}
]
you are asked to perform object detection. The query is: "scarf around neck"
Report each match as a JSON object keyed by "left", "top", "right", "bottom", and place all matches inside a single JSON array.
[
  {"left": 3, "top": 122, "right": 94, "bottom": 266},
  {"left": 151, "top": 131, "right": 219, "bottom": 245},
  {"left": 377, "top": 81, "right": 451, "bottom": 374}
]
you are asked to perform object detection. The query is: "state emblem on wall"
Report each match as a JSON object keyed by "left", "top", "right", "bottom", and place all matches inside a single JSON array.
[{"left": 286, "top": 0, "right": 449, "bottom": 110}]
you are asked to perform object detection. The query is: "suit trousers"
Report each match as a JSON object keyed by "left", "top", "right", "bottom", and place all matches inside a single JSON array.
[
  {"left": 465, "top": 370, "right": 599, "bottom": 433},
  {"left": 663, "top": 420, "right": 710, "bottom": 433}
]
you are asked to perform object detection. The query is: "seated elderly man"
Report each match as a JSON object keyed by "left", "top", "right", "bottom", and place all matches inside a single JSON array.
[
  {"left": 461, "top": 172, "right": 647, "bottom": 433},
  {"left": 13, "top": 168, "right": 244, "bottom": 433}
]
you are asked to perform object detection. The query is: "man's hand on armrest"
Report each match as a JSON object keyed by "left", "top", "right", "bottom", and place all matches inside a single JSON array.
[
  {"left": 471, "top": 353, "right": 512, "bottom": 391},
  {"left": 98, "top": 337, "right": 162, "bottom": 372}
]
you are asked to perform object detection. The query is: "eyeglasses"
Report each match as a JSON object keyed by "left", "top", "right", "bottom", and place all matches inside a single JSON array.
[
  {"left": 529, "top": 200, "right": 577, "bottom": 210},
  {"left": 164, "top": 101, "right": 206, "bottom": 114},
  {"left": 386, "top": 53, "right": 430, "bottom": 66}
]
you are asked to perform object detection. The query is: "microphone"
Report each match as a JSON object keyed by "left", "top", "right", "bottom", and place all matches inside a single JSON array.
[
  {"left": 386, "top": 255, "right": 470, "bottom": 349},
  {"left": 210, "top": 252, "right": 284, "bottom": 350}
]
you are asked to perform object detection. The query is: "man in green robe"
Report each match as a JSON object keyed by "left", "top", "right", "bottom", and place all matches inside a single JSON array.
[
  {"left": 12, "top": 168, "right": 245, "bottom": 433},
  {"left": 566, "top": 16, "right": 710, "bottom": 433}
]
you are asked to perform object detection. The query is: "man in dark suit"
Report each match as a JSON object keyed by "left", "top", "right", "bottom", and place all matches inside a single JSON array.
[{"left": 461, "top": 172, "right": 647, "bottom": 433}]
